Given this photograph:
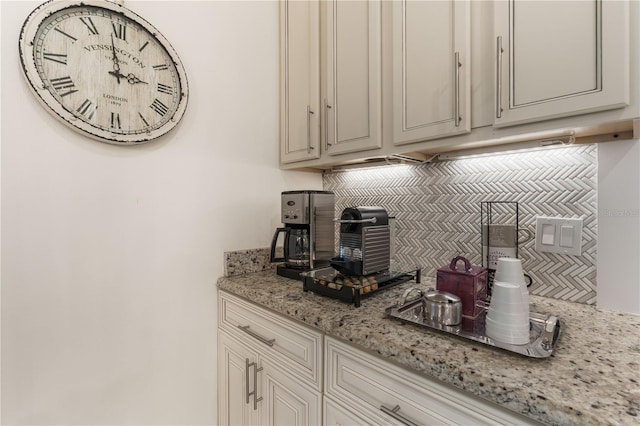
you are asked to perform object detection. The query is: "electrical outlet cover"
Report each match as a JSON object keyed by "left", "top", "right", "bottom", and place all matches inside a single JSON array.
[{"left": 535, "top": 216, "right": 583, "bottom": 256}]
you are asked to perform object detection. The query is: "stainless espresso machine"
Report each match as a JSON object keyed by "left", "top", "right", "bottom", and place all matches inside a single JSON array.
[
  {"left": 330, "top": 206, "right": 391, "bottom": 276},
  {"left": 270, "top": 190, "right": 335, "bottom": 279}
]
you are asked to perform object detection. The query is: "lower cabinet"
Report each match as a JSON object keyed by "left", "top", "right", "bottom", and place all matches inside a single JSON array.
[
  {"left": 324, "top": 337, "right": 542, "bottom": 426},
  {"left": 218, "top": 331, "right": 321, "bottom": 426},
  {"left": 261, "top": 358, "right": 321, "bottom": 425},
  {"left": 324, "top": 396, "right": 380, "bottom": 426},
  {"left": 217, "top": 292, "right": 322, "bottom": 426},
  {"left": 218, "top": 291, "right": 541, "bottom": 426},
  {"left": 218, "top": 331, "right": 260, "bottom": 426}
]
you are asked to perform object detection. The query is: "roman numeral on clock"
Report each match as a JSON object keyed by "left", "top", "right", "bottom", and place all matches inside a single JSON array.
[
  {"left": 150, "top": 99, "right": 169, "bottom": 116},
  {"left": 77, "top": 99, "right": 97, "bottom": 120},
  {"left": 157, "top": 83, "right": 173, "bottom": 95},
  {"left": 112, "top": 23, "right": 127, "bottom": 41},
  {"left": 50, "top": 76, "right": 78, "bottom": 97},
  {"left": 54, "top": 27, "right": 77, "bottom": 42},
  {"left": 43, "top": 52, "right": 68, "bottom": 65},
  {"left": 79, "top": 17, "right": 99, "bottom": 35},
  {"left": 153, "top": 64, "right": 169, "bottom": 71},
  {"left": 110, "top": 112, "right": 121, "bottom": 129},
  {"left": 138, "top": 112, "right": 150, "bottom": 127}
]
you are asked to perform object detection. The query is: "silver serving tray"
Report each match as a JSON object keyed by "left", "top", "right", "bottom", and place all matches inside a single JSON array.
[{"left": 385, "top": 297, "right": 562, "bottom": 358}]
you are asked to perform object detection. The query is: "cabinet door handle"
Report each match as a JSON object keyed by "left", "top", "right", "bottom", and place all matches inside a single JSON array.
[
  {"left": 380, "top": 404, "right": 420, "bottom": 426},
  {"left": 245, "top": 359, "right": 263, "bottom": 410},
  {"left": 454, "top": 51, "right": 461, "bottom": 127},
  {"left": 244, "top": 358, "right": 251, "bottom": 404},
  {"left": 238, "top": 325, "right": 275, "bottom": 347},
  {"left": 324, "top": 99, "right": 332, "bottom": 149},
  {"left": 496, "top": 36, "right": 503, "bottom": 119},
  {"left": 306, "top": 105, "right": 315, "bottom": 154}
]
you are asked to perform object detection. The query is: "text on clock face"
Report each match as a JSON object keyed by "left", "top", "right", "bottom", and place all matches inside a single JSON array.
[{"left": 83, "top": 44, "right": 146, "bottom": 69}]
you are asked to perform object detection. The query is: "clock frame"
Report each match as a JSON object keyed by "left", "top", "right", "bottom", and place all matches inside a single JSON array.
[{"left": 19, "top": 0, "right": 189, "bottom": 145}]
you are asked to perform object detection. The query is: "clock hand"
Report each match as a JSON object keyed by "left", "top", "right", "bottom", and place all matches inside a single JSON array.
[
  {"left": 108, "top": 68, "right": 148, "bottom": 85},
  {"left": 108, "top": 69, "right": 148, "bottom": 86},
  {"left": 126, "top": 73, "right": 148, "bottom": 85},
  {"left": 108, "top": 70, "right": 127, "bottom": 81},
  {"left": 110, "top": 34, "right": 121, "bottom": 84}
]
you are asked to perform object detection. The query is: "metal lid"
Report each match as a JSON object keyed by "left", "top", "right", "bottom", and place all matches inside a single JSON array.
[{"left": 338, "top": 206, "right": 388, "bottom": 233}]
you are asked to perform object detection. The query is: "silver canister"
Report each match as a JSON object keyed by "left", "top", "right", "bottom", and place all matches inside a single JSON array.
[{"left": 423, "top": 290, "right": 462, "bottom": 326}]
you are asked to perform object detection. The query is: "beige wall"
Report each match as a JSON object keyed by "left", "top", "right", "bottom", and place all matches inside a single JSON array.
[{"left": 0, "top": 1, "right": 321, "bottom": 424}]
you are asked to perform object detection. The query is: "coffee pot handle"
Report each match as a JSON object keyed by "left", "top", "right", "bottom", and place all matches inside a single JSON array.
[{"left": 269, "top": 227, "right": 290, "bottom": 262}]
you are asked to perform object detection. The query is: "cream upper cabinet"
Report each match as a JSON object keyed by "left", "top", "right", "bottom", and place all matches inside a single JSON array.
[
  {"left": 393, "top": 0, "right": 471, "bottom": 145},
  {"left": 280, "top": 0, "right": 321, "bottom": 163},
  {"left": 323, "top": 0, "right": 383, "bottom": 156},
  {"left": 494, "top": 0, "right": 630, "bottom": 127}
]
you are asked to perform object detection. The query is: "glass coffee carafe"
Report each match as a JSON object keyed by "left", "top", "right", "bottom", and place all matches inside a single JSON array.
[{"left": 270, "top": 227, "right": 310, "bottom": 269}]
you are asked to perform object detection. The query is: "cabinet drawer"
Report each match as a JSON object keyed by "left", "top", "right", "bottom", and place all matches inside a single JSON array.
[
  {"left": 325, "top": 337, "right": 541, "bottom": 425},
  {"left": 219, "top": 292, "right": 323, "bottom": 390},
  {"left": 324, "top": 396, "right": 378, "bottom": 426}
]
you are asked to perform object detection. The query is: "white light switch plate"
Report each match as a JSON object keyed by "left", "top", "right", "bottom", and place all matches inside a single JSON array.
[{"left": 535, "top": 216, "right": 583, "bottom": 256}]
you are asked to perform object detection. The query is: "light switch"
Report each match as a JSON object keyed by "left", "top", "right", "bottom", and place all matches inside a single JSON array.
[
  {"left": 535, "top": 216, "right": 583, "bottom": 256},
  {"left": 560, "top": 225, "right": 574, "bottom": 247},
  {"left": 541, "top": 224, "right": 555, "bottom": 245}
]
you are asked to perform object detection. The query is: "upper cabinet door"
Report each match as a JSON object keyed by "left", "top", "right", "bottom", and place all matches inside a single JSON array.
[
  {"left": 393, "top": 0, "right": 471, "bottom": 146},
  {"left": 324, "top": 0, "right": 383, "bottom": 156},
  {"left": 494, "top": 0, "right": 630, "bottom": 127},
  {"left": 280, "top": 0, "right": 321, "bottom": 164}
]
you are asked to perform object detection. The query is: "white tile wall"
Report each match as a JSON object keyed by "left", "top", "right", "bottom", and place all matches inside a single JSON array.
[{"left": 324, "top": 144, "right": 597, "bottom": 304}]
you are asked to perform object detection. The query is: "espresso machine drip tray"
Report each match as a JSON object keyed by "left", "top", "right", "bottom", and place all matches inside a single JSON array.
[{"left": 301, "top": 267, "right": 421, "bottom": 307}]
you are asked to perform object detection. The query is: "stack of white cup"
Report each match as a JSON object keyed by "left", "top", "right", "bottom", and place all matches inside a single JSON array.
[{"left": 485, "top": 258, "right": 530, "bottom": 345}]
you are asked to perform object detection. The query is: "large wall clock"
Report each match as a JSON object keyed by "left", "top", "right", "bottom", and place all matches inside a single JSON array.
[{"left": 19, "top": 0, "right": 189, "bottom": 145}]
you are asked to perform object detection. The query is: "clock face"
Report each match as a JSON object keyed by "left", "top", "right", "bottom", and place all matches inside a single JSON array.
[{"left": 19, "top": 0, "right": 189, "bottom": 144}]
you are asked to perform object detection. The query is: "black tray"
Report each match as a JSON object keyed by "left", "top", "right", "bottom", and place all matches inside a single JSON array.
[{"left": 301, "top": 267, "right": 421, "bottom": 307}]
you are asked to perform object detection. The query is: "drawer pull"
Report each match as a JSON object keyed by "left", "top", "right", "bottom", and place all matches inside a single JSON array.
[
  {"left": 380, "top": 404, "right": 420, "bottom": 426},
  {"left": 238, "top": 325, "right": 275, "bottom": 347}
]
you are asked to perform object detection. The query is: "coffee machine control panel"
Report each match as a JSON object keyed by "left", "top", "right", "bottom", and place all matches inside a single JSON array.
[{"left": 281, "top": 192, "right": 310, "bottom": 225}]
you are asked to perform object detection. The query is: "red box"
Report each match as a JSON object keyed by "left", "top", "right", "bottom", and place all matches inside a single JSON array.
[{"left": 436, "top": 256, "right": 487, "bottom": 319}]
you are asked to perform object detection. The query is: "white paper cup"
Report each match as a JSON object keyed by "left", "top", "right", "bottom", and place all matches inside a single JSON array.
[
  {"left": 486, "top": 317, "right": 530, "bottom": 345},
  {"left": 487, "top": 280, "right": 529, "bottom": 334},
  {"left": 491, "top": 281, "right": 526, "bottom": 306},
  {"left": 485, "top": 316, "right": 529, "bottom": 334},
  {"left": 486, "top": 306, "right": 529, "bottom": 324},
  {"left": 495, "top": 258, "right": 526, "bottom": 286}
]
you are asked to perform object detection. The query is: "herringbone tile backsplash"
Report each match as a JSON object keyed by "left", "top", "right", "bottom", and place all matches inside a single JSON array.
[{"left": 323, "top": 144, "right": 597, "bottom": 304}]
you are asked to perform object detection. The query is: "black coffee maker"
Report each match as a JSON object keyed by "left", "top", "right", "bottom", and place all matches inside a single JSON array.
[{"left": 270, "top": 190, "right": 335, "bottom": 279}]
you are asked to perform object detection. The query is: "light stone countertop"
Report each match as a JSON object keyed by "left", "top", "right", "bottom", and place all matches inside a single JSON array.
[{"left": 217, "top": 270, "right": 640, "bottom": 426}]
